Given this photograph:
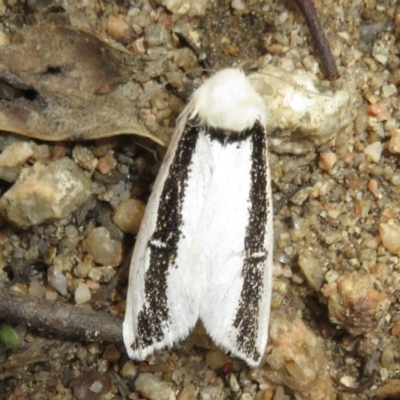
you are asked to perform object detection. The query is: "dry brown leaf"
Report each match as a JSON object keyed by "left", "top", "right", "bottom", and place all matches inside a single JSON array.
[{"left": 0, "top": 25, "right": 170, "bottom": 145}]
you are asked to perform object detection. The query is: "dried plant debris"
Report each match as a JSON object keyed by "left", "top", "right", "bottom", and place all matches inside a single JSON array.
[
  {"left": 0, "top": 24, "right": 172, "bottom": 145},
  {"left": 0, "top": 0, "right": 400, "bottom": 399}
]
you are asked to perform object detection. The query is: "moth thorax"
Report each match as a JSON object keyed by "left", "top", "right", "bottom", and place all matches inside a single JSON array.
[{"left": 188, "top": 68, "right": 267, "bottom": 133}]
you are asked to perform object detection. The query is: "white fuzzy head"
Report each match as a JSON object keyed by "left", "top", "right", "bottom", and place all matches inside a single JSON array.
[{"left": 187, "top": 68, "right": 267, "bottom": 132}]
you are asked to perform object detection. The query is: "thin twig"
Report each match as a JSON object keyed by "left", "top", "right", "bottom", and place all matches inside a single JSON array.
[
  {"left": 294, "top": 0, "right": 339, "bottom": 80},
  {"left": 0, "top": 288, "right": 123, "bottom": 344}
]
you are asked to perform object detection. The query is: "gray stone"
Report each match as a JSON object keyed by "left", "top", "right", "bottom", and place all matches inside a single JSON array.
[{"left": 0, "top": 157, "right": 91, "bottom": 228}]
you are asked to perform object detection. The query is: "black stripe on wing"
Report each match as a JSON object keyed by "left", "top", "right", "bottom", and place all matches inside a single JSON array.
[
  {"left": 232, "top": 120, "right": 271, "bottom": 363},
  {"left": 131, "top": 124, "right": 199, "bottom": 351}
]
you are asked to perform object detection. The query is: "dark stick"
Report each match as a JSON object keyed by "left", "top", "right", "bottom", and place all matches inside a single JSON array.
[
  {"left": 0, "top": 288, "right": 123, "bottom": 344},
  {"left": 294, "top": 0, "right": 339, "bottom": 80}
]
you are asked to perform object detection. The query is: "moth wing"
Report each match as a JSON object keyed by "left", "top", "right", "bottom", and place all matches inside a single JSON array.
[
  {"left": 190, "top": 124, "right": 273, "bottom": 366},
  {"left": 123, "top": 118, "right": 222, "bottom": 360}
]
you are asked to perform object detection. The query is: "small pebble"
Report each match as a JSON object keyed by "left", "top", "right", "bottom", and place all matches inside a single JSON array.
[
  {"left": 135, "top": 373, "right": 176, "bottom": 400},
  {"left": 144, "top": 23, "right": 169, "bottom": 47},
  {"left": 74, "top": 257, "right": 94, "bottom": 278},
  {"left": 205, "top": 349, "right": 231, "bottom": 369},
  {"left": 302, "top": 55, "right": 319, "bottom": 73},
  {"left": 96, "top": 153, "right": 117, "bottom": 175},
  {"left": 364, "top": 141, "right": 382, "bottom": 162},
  {"left": 45, "top": 288, "right": 58, "bottom": 301},
  {"left": 74, "top": 282, "right": 91, "bottom": 304},
  {"left": 319, "top": 151, "right": 337, "bottom": 171},
  {"left": 321, "top": 282, "right": 337, "bottom": 297},
  {"left": 85, "top": 279, "right": 100, "bottom": 291},
  {"left": 28, "top": 280, "right": 46, "bottom": 299},
  {"left": 0, "top": 142, "right": 33, "bottom": 167},
  {"left": 381, "top": 344, "right": 395, "bottom": 368},
  {"left": 368, "top": 178, "right": 381, "bottom": 198},
  {"left": 177, "top": 384, "right": 197, "bottom": 400},
  {"left": 271, "top": 279, "right": 288, "bottom": 308},
  {"left": 379, "top": 223, "right": 400, "bottom": 256},
  {"left": 131, "top": 37, "right": 146, "bottom": 53},
  {"left": 47, "top": 266, "right": 68, "bottom": 296},
  {"left": 372, "top": 39, "right": 389, "bottom": 65},
  {"left": 112, "top": 198, "right": 146, "bottom": 235},
  {"left": 82, "top": 227, "right": 123, "bottom": 267},
  {"left": 31, "top": 144, "right": 50, "bottom": 161},
  {"left": 88, "top": 266, "right": 116, "bottom": 283},
  {"left": 103, "top": 343, "right": 121, "bottom": 364},
  {"left": 107, "top": 15, "right": 133, "bottom": 44},
  {"left": 76, "top": 345, "right": 88, "bottom": 361},
  {"left": 199, "top": 386, "right": 226, "bottom": 400},
  {"left": 388, "top": 133, "right": 400, "bottom": 154},
  {"left": 239, "top": 394, "right": 254, "bottom": 400},
  {"left": 0, "top": 29, "right": 9, "bottom": 46},
  {"left": 173, "top": 48, "right": 198, "bottom": 72},
  {"left": 381, "top": 84, "right": 397, "bottom": 98},
  {"left": 231, "top": 0, "right": 247, "bottom": 12},
  {"left": 120, "top": 361, "right": 137, "bottom": 379},
  {"left": 298, "top": 252, "right": 324, "bottom": 290},
  {"left": 367, "top": 103, "right": 390, "bottom": 121},
  {"left": 161, "top": 0, "right": 191, "bottom": 15},
  {"left": 50, "top": 142, "right": 67, "bottom": 160},
  {"left": 129, "top": 9, "right": 151, "bottom": 29},
  {"left": 227, "top": 373, "right": 240, "bottom": 392},
  {"left": 391, "top": 323, "right": 400, "bottom": 335},
  {"left": 87, "top": 342, "right": 101, "bottom": 355},
  {"left": 89, "top": 381, "right": 103, "bottom": 394},
  {"left": 72, "top": 145, "right": 98, "bottom": 172}
]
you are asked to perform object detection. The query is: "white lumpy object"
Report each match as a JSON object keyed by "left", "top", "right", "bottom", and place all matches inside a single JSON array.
[
  {"left": 249, "top": 65, "right": 354, "bottom": 154},
  {"left": 75, "top": 282, "right": 91, "bottom": 304},
  {"left": 47, "top": 266, "right": 68, "bottom": 296}
]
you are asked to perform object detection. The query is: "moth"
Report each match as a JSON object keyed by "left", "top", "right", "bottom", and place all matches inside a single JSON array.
[{"left": 123, "top": 68, "right": 273, "bottom": 366}]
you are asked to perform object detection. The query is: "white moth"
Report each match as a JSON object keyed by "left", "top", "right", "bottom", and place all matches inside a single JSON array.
[{"left": 123, "top": 68, "right": 273, "bottom": 367}]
